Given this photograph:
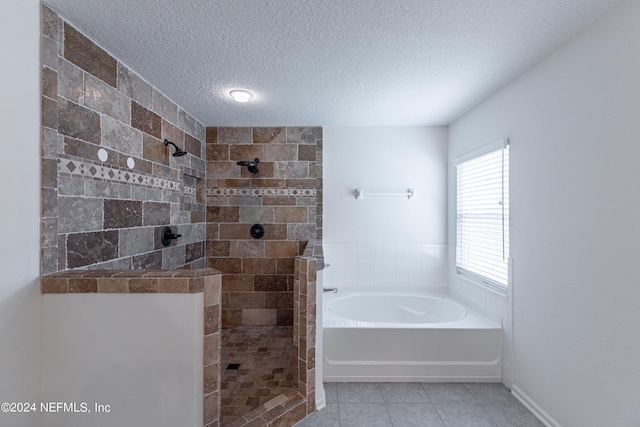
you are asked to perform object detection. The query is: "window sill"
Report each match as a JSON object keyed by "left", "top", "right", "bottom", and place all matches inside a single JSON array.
[{"left": 456, "top": 272, "right": 508, "bottom": 298}]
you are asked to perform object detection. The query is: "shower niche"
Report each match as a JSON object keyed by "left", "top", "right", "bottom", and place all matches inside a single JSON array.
[{"left": 181, "top": 171, "right": 205, "bottom": 220}]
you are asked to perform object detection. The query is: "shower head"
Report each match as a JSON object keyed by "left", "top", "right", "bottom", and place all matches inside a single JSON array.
[
  {"left": 164, "top": 139, "right": 188, "bottom": 157},
  {"left": 237, "top": 158, "right": 260, "bottom": 174}
]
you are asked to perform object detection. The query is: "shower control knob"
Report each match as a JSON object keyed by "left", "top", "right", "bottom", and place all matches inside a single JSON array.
[
  {"left": 250, "top": 224, "right": 265, "bottom": 239},
  {"left": 160, "top": 226, "right": 182, "bottom": 246}
]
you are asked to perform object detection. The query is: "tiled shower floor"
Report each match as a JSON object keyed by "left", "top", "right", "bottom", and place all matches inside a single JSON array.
[{"left": 220, "top": 326, "right": 295, "bottom": 425}]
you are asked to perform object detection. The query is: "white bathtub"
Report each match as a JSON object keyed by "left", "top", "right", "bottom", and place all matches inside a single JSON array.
[{"left": 323, "top": 291, "right": 502, "bottom": 382}]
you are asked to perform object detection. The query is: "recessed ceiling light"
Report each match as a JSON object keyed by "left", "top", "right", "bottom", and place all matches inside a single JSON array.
[{"left": 229, "top": 90, "right": 253, "bottom": 103}]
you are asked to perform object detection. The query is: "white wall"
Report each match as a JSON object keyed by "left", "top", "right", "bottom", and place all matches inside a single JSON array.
[
  {"left": 324, "top": 126, "right": 448, "bottom": 244},
  {"left": 323, "top": 127, "right": 448, "bottom": 291},
  {"left": 448, "top": 1, "right": 640, "bottom": 425},
  {"left": 41, "top": 294, "right": 203, "bottom": 427},
  {"left": 0, "top": 1, "right": 43, "bottom": 426}
]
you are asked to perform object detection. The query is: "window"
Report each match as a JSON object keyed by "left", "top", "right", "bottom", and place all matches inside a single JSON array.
[{"left": 455, "top": 139, "right": 509, "bottom": 293}]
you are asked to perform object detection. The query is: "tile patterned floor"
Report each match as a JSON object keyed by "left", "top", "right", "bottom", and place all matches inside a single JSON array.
[
  {"left": 295, "top": 383, "right": 544, "bottom": 427},
  {"left": 221, "top": 326, "right": 295, "bottom": 425}
]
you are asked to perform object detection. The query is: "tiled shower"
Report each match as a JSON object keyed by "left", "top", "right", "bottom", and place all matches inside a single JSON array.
[
  {"left": 204, "top": 127, "right": 322, "bottom": 423},
  {"left": 41, "top": 6, "right": 207, "bottom": 275},
  {"left": 40, "top": 5, "right": 321, "bottom": 426},
  {"left": 204, "top": 126, "right": 322, "bottom": 327}
]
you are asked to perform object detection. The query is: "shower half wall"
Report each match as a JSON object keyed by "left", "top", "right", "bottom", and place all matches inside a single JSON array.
[{"left": 205, "top": 127, "right": 323, "bottom": 326}]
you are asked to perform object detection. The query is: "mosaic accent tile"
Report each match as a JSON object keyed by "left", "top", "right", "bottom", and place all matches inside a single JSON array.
[
  {"left": 206, "top": 188, "right": 316, "bottom": 198},
  {"left": 57, "top": 158, "right": 180, "bottom": 191}
]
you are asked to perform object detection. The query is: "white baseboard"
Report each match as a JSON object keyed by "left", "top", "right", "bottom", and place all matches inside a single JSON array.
[
  {"left": 323, "top": 375, "right": 501, "bottom": 383},
  {"left": 315, "top": 383, "right": 326, "bottom": 411},
  {"left": 511, "top": 384, "right": 562, "bottom": 427}
]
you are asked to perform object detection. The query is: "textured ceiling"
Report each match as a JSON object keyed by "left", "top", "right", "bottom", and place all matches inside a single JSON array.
[{"left": 44, "top": 0, "right": 622, "bottom": 127}]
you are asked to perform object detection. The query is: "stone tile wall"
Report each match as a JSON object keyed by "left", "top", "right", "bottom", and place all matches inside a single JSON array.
[
  {"left": 41, "top": 5, "right": 206, "bottom": 274},
  {"left": 293, "top": 252, "right": 319, "bottom": 417},
  {"left": 204, "top": 274, "right": 222, "bottom": 427},
  {"left": 205, "top": 127, "right": 323, "bottom": 326}
]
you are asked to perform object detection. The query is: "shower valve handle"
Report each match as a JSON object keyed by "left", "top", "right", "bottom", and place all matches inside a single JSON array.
[{"left": 160, "top": 226, "right": 182, "bottom": 246}]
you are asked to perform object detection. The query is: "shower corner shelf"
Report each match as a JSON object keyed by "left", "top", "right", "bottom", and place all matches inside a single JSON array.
[{"left": 354, "top": 188, "right": 414, "bottom": 200}]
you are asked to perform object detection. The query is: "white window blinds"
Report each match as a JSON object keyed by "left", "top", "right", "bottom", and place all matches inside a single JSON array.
[{"left": 456, "top": 140, "right": 509, "bottom": 291}]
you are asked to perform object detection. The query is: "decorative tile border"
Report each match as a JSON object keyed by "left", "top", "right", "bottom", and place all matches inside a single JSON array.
[
  {"left": 57, "top": 158, "right": 180, "bottom": 191},
  {"left": 206, "top": 188, "right": 316, "bottom": 198}
]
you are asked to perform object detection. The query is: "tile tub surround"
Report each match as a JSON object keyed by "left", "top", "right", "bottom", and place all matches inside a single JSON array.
[
  {"left": 205, "top": 127, "right": 323, "bottom": 326},
  {"left": 41, "top": 268, "right": 223, "bottom": 427},
  {"left": 322, "top": 243, "right": 449, "bottom": 292},
  {"left": 40, "top": 5, "right": 206, "bottom": 275}
]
